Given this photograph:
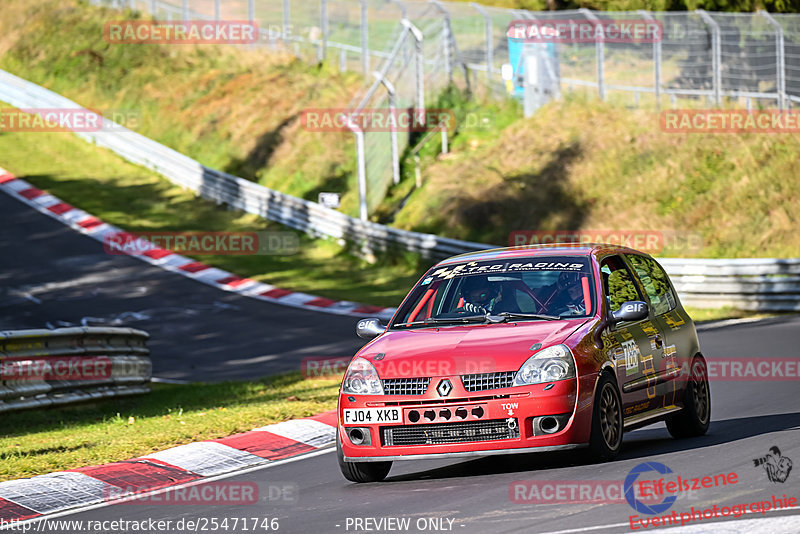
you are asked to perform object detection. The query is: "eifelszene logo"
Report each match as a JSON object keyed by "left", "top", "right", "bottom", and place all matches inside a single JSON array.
[{"left": 753, "top": 446, "right": 793, "bottom": 483}]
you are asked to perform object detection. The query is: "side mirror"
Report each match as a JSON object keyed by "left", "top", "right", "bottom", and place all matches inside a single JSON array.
[
  {"left": 356, "top": 318, "right": 385, "bottom": 340},
  {"left": 611, "top": 301, "right": 649, "bottom": 325}
]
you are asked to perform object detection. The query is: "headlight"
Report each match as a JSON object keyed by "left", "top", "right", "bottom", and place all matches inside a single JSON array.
[
  {"left": 341, "top": 357, "right": 384, "bottom": 395},
  {"left": 513, "top": 344, "right": 576, "bottom": 386}
]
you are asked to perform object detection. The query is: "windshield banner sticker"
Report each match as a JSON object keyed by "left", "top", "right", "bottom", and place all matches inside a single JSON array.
[{"left": 432, "top": 260, "right": 586, "bottom": 280}]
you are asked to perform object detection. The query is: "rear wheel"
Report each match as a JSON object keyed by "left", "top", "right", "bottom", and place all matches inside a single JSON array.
[
  {"left": 337, "top": 430, "right": 392, "bottom": 483},
  {"left": 666, "top": 356, "right": 710, "bottom": 438},
  {"left": 587, "top": 373, "right": 623, "bottom": 461}
]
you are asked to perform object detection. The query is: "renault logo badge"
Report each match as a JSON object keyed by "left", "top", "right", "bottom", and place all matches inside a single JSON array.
[{"left": 437, "top": 379, "right": 452, "bottom": 397}]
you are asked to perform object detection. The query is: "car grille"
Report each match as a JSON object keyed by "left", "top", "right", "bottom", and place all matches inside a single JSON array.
[
  {"left": 382, "top": 419, "right": 519, "bottom": 446},
  {"left": 461, "top": 371, "right": 517, "bottom": 392},
  {"left": 382, "top": 378, "right": 430, "bottom": 396}
]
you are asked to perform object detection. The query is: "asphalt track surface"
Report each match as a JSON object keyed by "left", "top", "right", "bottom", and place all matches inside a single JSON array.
[
  {"left": 0, "top": 191, "right": 365, "bottom": 382},
  {"left": 49, "top": 315, "right": 799, "bottom": 534},
  {"left": 4, "top": 187, "right": 800, "bottom": 533}
]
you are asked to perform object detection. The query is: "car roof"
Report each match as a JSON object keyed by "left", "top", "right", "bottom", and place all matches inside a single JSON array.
[{"left": 436, "top": 243, "right": 644, "bottom": 266}]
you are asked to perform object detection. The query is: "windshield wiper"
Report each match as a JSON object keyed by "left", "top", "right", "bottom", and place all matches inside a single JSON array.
[
  {"left": 496, "top": 312, "right": 560, "bottom": 321},
  {"left": 427, "top": 315, "right": 488, "bottom": 324},
  {"left": 392, "top": 315, "right": 486, "bottom": 327},
  {"left": 392, "top": 315, "right": 487, "bottom": 328}
]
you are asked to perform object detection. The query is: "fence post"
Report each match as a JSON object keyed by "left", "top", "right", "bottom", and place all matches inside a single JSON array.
[
  {"left": 431, "top": 1, "right": 454, "bottom": 85},
  {"left": 638, "top": 10, "right": 661, "bottom": 109},
  {"left": 319, "top": 0, "right": 328, "bottom": 63},
  {"left": 471, "top": 3, "right": 493, "bottom": 83},
  {"left": 580, "top": 9, "right": 605, "bottom": 101},
  {"left": 760, "top": 10, "right": 786, "bottom": 110},
  {"left": 358, "top": 0, "right": 370, "bottom": 74},
  {"left": 283, "top": 0, "right": 290, "bottom": 43},
  {"left": 389, "top": 0, "right": 407, "bottom": 18},
  {"left": 151, "top": 0, "right": 157, "bottom": 16},
  {"left": 403, "top": 19, "right": 426, "bottom": 126},
  {"left": 248, "top": 0, "right": 254, "bottom": 23},
  {"left": 696, "top": 10, "right": 721, "bottom": 106},
  {"left": 181, "top": 0, "right": 188, "bottom": 19},
  {"left": 346, "top": 119, "right": 369, "bottom": 221},
  {"left": 373, "top": 72, "right": 401, "bottom": 185}
]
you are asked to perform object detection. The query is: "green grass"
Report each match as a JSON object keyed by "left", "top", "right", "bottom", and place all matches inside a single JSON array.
[
  {"left": 391, "top": 93, "right": 800, "bottom": 259},
  {"left": 0, "top": 373, "right": 341, "bottom": 482},
  {"left": 0, "top": 110, "right": 426, "bottom": 308},
  {"left": 0, "top": 0, "right": 370, "bottom": 218}
]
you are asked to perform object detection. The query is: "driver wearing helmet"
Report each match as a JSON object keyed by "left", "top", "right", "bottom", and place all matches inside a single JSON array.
[
  {"left": 538, "top": 271, "right": 586, "bottom": 316},
  {"left": 459, "top": 276, "right": 499, "bottom": 314}
]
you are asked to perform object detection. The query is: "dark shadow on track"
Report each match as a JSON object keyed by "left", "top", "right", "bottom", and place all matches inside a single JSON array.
[{"left": 380, "top": 411, "right": 800, "bottom": 483}]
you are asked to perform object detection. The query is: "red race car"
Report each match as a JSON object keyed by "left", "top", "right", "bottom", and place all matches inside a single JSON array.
[{"left": 337, "top": 244, "right": 710, "bottom": 482}]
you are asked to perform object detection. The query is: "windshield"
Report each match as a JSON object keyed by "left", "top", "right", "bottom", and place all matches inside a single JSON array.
[{"left": 391, "top": 256, "right": 596, "bottom": 329}]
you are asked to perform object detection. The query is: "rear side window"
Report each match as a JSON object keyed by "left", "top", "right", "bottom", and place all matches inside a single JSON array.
[{"left": 627, "top": 255, "right": 676, "bottom": 316}]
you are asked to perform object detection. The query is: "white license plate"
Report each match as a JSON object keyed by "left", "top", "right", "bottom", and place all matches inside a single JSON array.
[{"left": 342, "top": 408, "right": 401, "bottom": 424}]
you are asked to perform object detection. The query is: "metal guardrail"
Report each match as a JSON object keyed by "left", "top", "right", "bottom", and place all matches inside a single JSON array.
[
  {"left": 1, "top": 70, "right": 798, "bottom": 312},
  {"left": 0, "top": 327, "right": 151, "bottom": 413}
]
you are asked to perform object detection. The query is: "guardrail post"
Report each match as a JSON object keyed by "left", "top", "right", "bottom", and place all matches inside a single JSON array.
[
  {"left": 319, "top": 0, "right": 329, "bottom": 63},
  {"left": 346, "top": 118, "right": 369, "bottom": 221},
  {"left": 471, "top": 3, "right": 493, "bottom": 83},
  {"left": 580, "top": 9, "right": 605, "bottom": 101},
  {"left": 359, "top": 0, "right": 370, "bottom": 74},
  {"left": 760, "top": 10, "right": 786, "bottom": 110},
  {"left": 403, "top": 19, "right": 426, "bottom": 126},
  {"left": 283, "top": 0, "right": 290, "bottom": 44},
  {"left": 373, "top": 72, "right": 400, "bottom": 185},
  {"left": 181, "top": 0, "right": 188, "bottom": 20},
  {"left": 696, "top": 10, "right": 721, "bottom": 106},
  {"left": 638, "top": 10, "right": 661, "bottom": 109}
]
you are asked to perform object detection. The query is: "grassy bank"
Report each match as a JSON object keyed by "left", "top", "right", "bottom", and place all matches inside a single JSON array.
[
  {"left": 0, "top": 0, "right": 368, "bottom": 216},
  {"left": 0, "top": 373, "right": 340, "bottom": 482}
]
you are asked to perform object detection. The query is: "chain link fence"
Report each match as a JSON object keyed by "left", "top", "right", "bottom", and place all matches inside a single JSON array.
[{"left": 90, "top": 0, "right": 800, "bottom": 218}]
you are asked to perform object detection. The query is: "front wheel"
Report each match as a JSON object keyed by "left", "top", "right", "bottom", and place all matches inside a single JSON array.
[
  {"left": 666, "top": 356, "right": 710, "bottom": 438},
  {"left": 337, "top": 430, "right": 392, "bottom": 483},
  {"left": 587, "top": 373, "right": 623, "bottom": 461}
]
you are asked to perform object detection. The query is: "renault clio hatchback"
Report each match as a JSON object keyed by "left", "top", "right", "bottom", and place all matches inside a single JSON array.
[{"left": 337, "top": 244, "right": 710, "bottom": 482}]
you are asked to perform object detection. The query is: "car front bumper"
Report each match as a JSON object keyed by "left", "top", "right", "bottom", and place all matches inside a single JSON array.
[{"left": 339, "top": 376, "right": 595, "bottom": 462}]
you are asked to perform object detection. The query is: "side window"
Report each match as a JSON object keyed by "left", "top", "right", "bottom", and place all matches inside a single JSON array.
[
  {"left": 627, "top": 255, "right": 676, "bottom": 316},
  {"left": 600, "top": 256, "right": 642, "bottom": 313}
]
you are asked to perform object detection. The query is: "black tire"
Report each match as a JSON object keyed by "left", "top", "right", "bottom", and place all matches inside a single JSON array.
[
  {"left": 336, "top": 430, "right": 392, "bottom": 483},
  {"left": 587, "top": 373, "right": 623, "bottom": 461},
  {"left": 666, "top": 356, "right": 710, "bottom": 438}
]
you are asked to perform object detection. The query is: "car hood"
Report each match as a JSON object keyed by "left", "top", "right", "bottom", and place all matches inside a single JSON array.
[{"left": 361, "top": 319, "right": 589, "bottom": 378}]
